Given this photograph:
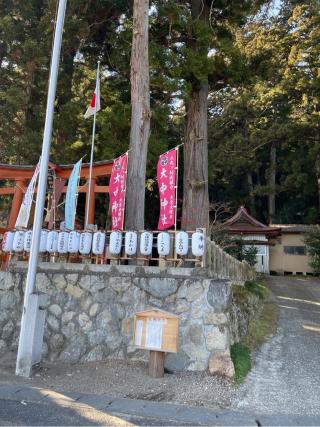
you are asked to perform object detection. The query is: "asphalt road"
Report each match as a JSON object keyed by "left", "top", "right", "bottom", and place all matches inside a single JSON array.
[
  {"left": 0, "top": 398, "right": 199, "bottom": 426},
  {"left": 0, "top": 393, "right": 257, "bottom": 426},
  {"left": 0, "top": 384, "right": 255, "bottom": 427},
  {"left": 235, "top": 276, "right": 320, "bottom": 417}
]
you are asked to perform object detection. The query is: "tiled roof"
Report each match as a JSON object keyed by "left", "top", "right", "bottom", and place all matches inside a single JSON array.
[
  {"left": 222, "top": 206, "right": 280, "bottom": 236},
  {"left": 271, "top": 224, "right": 317, "bottom": 233}
]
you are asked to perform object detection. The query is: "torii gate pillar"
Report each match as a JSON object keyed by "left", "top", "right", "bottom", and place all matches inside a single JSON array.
[{"left": 8, "top": 179, "right": 26, "bottom": 229}]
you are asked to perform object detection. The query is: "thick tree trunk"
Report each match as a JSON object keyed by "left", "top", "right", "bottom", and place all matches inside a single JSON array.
[
  {"left": 268, "top": 145, "right": 276, "bottom": 223},
  {"left": 317, "top": 177, "right": 320, "bottom": 211},
  {"left": 315, "top": 156, "right": 320, "bottom": 213},
  {"left": 181, "top": 0, "right": 209, "bottom": 231},
  {"left": 125, "top": 0, "right": 150, "bottom": 230},
  {"left": 126, "top": 0, "right": 150, "bottom": 230},
  {"left": 181, "top": 83, "right": 209, "bottom": 230}
]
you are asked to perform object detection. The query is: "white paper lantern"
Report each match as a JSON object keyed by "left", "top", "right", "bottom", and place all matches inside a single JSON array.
[
  {"left": 157, "top": 232, "right": 170, "bottom": 256},
  {"left": 92, "top": 231, "right": 106, "bottom": 255},
  {"left": 68, "top": 231, "right": 80, "bottom": 253},
  {"left": 23, "top": 230, "right": 33, "bottom": 252},
  {"left": 175, "top": 231, "right": 189, "bottom": 256},
  {"left": 79, "top": 232, "right": 92, "bottom": 255},
  {"left": 140, "top": 231, "right": 153, "bottom": 256},
  {"left": 125, "top": 231, "right": 138, "bottom": 256},
  {"left": 47, "top": 231, "right": 58, "bottom": 253},
  {"left": 39, "top": 230, "right": 48, "bottom": 253},
  {"left": 191, "top": 231, "right": 205, "bottom": 257},
  {"left": 13, "top": 230, "right": 25, "bottom": 253},
  {"left": 2, "top": 231, "right": 14, "bottom": 252},
  {"left": 58, "top": 231, "right": 69, "bottom": 254},
  {"left": 109, "top": 231, "right": 122, "bottom": 255}
]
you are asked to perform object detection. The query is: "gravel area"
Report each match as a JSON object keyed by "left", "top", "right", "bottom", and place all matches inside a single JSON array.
[{"left": 0, "top": 355, "right": 237, "bottom": 409}]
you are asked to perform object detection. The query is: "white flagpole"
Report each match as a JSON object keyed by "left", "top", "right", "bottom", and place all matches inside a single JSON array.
[
  {"left": 85, "top": 61, "right": 100, "bottom": 228},
  {"left": 16, "top": 0, "right": 67, "bottom": 377}
]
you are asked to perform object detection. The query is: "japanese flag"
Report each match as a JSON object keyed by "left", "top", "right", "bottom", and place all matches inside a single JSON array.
[{"left": 84, "top": 75, "right": 100, "bottom": 119}]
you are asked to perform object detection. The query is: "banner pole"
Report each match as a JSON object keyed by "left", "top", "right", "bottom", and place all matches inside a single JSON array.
[
  {"left": 52, "top": 171, "right": 56, "bottom": 230},
  {"left": 174, "top": 143, "right": 183, "bottom": 231},
  {"left": 85, "top": 61, "right": 100, "bottom": 228},
  {"left": 121, "top": 152, "right": 129, "bottom": 230}
]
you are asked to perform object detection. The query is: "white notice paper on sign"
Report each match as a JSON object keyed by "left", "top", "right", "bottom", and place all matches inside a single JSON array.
[
  {"left": 135, "top": 320, "right": 143, "bottom": 346},
  {"left": 145, "top": 318, "right": 164, "bottom": 350}
]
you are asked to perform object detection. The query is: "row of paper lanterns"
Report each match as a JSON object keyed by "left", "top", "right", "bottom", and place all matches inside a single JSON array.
[{"left": 2, "top": 230, "right": 205, "bottom": 257}]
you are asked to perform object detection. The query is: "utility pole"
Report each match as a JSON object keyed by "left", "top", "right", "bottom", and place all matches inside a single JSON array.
[{"left": 16, "top": 0, "right": 68, "bottom": 377}]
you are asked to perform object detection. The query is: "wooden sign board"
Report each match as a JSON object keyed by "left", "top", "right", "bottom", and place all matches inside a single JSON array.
[{"left": 133, "top": 309, "right": 179, "bottom": 353}]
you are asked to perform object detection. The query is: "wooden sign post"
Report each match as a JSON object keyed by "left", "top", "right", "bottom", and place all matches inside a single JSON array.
[{"left": 133, "top": 309, "right": 179, "bottom": 378}]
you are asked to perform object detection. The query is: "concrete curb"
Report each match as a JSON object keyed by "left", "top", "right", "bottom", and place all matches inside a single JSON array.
[
  {"left": 0, "top": 383, "right": 255, "bottom": 426},
  {"left": 1, "top": 383, "right": 320, "bottom": 426}
]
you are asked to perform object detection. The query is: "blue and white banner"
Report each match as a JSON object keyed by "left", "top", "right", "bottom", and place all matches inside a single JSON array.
[{"left": 65, "top": 159, "right": 82, "bottom": 230}]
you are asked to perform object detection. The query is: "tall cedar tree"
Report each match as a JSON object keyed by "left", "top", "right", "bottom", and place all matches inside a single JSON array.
[{"left": 125, "top": 0, "right": 151, "bottom": 230}]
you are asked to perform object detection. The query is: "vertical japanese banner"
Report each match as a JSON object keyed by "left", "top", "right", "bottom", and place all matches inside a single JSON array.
[
  {"left": 109, "top": 153, "right": 128, "bottom": 230},
  {"left": 157, "top": 148, "right": 177, "bottom": 230},
  {"left": 65, "top": 159, "right": 82, "bottom": 230}
]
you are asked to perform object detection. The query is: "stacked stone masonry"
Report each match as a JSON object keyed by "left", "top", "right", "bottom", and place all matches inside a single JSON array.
[
  {"left": 205, "top": 238, "right": 256, "bottom": 283},
  {"left": 0, "top": 248, "right": 256, "bottom": 372}
]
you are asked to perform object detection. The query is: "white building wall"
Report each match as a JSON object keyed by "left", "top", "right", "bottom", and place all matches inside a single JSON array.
[{"left": 242, "top": 234, "right": 269, "bottom": 274}]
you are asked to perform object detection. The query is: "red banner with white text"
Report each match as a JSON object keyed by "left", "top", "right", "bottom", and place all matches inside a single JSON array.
[
  {"left": 157, "top": 148, "right": 177, "bottom": 230},
  {"left": 109, "top": 153, "right": 128, "bottom": 230}
]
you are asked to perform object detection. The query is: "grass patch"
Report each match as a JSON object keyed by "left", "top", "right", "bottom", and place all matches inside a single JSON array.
[
  {"left": 231, "top": 282, "right": 279, "bottom": 383},
  {"left": 244, "top": 280, "right": 268, "bottom": 300},
  {"left": 242, "top": 301, "right": 279, "bottom": 350},
  {"left": 230, "top": 343, "right": 251, "bottom": 383}
]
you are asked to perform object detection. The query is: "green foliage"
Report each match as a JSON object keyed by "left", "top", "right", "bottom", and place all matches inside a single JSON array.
[
  {"left": 1, "top": 0, "right": 320, "bottom": 227},
  {"left": 244, "top": 281, "right": 268, "bottom": 300},
  {"left": 231, "top": 281, "right": 278, "bottom": 382},
  {"left": 208, "top": 1, "right": 320, "bottom": 223},
  {"left": 225, "top": 237, "right": 258, "bottom": 266},
  {"left": 243, "top": 246, "right": 259, "bottom": 267},
  {"left": 242, "top": 300, "right": 279, "bottom": 351},
  {"left": 304, "top": 227, "right": 320, "bottom": 274},
  {"left": 230, "top": 343, "right": 251, "bottom": 383}
]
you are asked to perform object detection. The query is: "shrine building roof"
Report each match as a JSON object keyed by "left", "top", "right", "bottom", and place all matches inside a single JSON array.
[{"left": 222, "top": 206, "right": 281, "bottom": 237}]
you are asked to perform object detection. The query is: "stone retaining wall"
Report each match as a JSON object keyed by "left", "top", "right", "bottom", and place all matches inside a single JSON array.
[
  {"left": 229, "top": 287, "right": 262, "bottom": 344},
  {"left": 0, "top": 246, "right": 257, "bottom": 373},
  {"left": 0, "top": 263, "right": 240, "bottom": 371}
]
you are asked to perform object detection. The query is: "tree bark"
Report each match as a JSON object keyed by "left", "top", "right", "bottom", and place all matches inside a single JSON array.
[
  {"left": 125, "top": 0, "right": 150, "bottom": 230},
  {"left": 315, "top": 156, "right": 320, "bottom": 213},
  {"left": 181, "top": 83, "right": 209, "bottom": 230},
  {"left": 268, "top": 144, "right": 276, "bottom": 223},
  {"left": 317, "top": 176, "right": 320, "bottom": 212},
  {"left": 247, "top": 172, "right": 255, "bottom": 215},
  {"left": 181, "top": 0, "right": 209, "bottom": 231}
]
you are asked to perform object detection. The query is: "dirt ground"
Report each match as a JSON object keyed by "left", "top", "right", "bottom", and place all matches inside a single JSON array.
[{"left": 0, "top": 351, "right": 237, "bottom": 410}]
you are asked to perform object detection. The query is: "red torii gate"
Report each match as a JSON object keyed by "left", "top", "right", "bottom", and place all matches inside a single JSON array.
[{"left": 0, "top": 160, "right": 113, "bottom": 230}]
